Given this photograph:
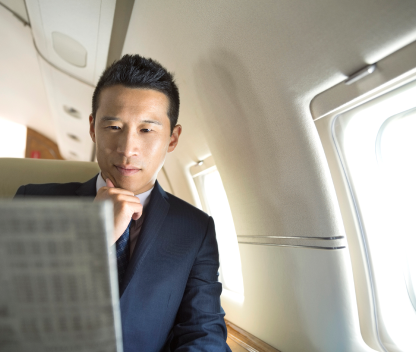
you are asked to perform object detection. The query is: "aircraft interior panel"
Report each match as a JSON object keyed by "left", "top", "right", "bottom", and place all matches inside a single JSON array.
[
  {"left": 37, "top": 54, "right": 95, "bottom": 161},
  {"left": 1, "top": 0, "right": 416, "bottom": 351},
  {"left": 314, "top": 40, "right": 416, "bottom": 352},
  {"left": 237, "top": 245, "right": 378, "bottom": 351},
  {"left": 0, "top": 0, "right": 28, "bottom": 23},
  {"left": 0, "top": 4, "right": 54, "bottom": 142},
  {"left": 25, "top": 0, "right": 116, "bottom": 85}
]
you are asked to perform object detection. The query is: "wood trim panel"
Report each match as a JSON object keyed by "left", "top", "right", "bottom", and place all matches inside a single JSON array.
[
  {"left": 25, "top": 128, "right": 63, "bottom": 160},
  {"left": 225, "top": 320, "right": 281, "bottom": 352}
]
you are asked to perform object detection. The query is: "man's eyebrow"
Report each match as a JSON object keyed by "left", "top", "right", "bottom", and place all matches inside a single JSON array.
[
  {"left": 141, "top": 119, "right": 162, "bottom": 126},
  {"left": 100, "top": 116, "right": 121, "bottom": 122},
  {"left": 99, "top": 117, "right": 162, "bottom": 126}
]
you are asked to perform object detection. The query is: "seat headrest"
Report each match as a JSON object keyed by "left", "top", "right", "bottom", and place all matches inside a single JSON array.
[{"left": 0, "top": 158, "right": 100, "bottom": 198}]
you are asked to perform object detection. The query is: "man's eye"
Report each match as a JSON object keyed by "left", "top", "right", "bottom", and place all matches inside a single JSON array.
[
  {"left": 108, "top": 126, "right": 121, "bottom": 130},
  {"left": 141, "top": 128, "right": 152, "bottom": 133}
]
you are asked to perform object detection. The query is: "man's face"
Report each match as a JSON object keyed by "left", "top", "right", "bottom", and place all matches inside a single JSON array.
[{"left": 89, "top": 85, "right": 181, "bottom": 194}]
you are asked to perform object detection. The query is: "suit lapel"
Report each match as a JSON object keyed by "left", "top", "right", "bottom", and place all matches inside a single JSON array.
[
  {"left": 119, "top": 181, "right": 170, "bottom": 297},
  {"left": 75, "top": 175, "right": 170, "bottom": 297},
  {"left": 75, "top": 174, "right": 98, "bottom": 197}
]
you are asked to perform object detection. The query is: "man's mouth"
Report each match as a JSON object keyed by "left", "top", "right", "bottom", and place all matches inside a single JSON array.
[{"left": 115, "top": 165, "right": 141, "bottom": 176}]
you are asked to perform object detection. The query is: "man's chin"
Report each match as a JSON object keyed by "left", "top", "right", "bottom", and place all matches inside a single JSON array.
[{"left": 116, "top": 177, "right": 153, "bottom": 195}]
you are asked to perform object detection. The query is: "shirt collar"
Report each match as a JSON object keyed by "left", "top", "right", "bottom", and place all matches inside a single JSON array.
[{"left": 96, "top": 172, "right": 153, "bottom": 208}]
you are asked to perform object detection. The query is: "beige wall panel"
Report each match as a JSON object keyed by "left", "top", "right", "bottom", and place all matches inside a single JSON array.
[
  {"left": 0, "top": 6, "right": 55, "bottom": 142},
  {"left": 221, "top": 245, "right": 375, "bottom": 352},
  {"left": 163, "top": 152, "right": 196, "bottom": 205},
  {"left": 0, "top": 0, "right": 28, "bottom": 22},
  {"left": 156, "top": 167, "right": 173, "bottom": 194},
  {"left": 37, "top": 55, "right": 94, "bottom": 161}
]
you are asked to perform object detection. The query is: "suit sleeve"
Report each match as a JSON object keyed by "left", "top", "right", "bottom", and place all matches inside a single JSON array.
[
  {"left": 170, "top": 216, "right": 231, "bottom": 352},
  {"left": 14, "top": 185, "right": 26, "bottom": 198}
]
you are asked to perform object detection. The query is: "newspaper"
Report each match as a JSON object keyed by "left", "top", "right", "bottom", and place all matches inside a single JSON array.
[{"left": 0, "top": 200, "right": 122, "bottom": 352}]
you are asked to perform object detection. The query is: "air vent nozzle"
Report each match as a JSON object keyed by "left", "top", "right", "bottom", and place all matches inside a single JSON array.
[
  {"left": 67, "top": 133, "right": 80, "bottom": 142},
  {"left": 63, "top": 105, "right": 81, "bottom": 119}
]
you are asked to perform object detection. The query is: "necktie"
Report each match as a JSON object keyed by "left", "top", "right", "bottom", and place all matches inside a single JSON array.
[{"left": 116, "top": 220, "right": 131, "bottom": 291}]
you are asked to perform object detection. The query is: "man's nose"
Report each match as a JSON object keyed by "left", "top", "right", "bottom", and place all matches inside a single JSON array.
[{"left": 117, "top": 130, "right": 139, "bottom": 157}]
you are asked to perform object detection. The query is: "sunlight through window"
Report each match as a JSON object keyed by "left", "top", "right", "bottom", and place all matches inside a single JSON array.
[
  {"left": 193, "top": 165, "right": 244, "bottom": 295},
  {"left": 377, "top": 108, "right": 416, "bottom": 314},
  {"left": 333, "top": 79, "right": 416, "bottom": 351},
  {"left": 0, "top": 117, "right": 27, "bottom": 158}
]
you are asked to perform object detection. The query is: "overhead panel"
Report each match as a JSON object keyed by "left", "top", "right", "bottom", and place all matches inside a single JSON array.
[
  {"left": 24, "top": 0, "right": 117, "bottom": 161},
  {"left": 0, "top": 4, "right": 54, "bottom": 142},
  {"left": 0, "top": 0, "right": 29, "bottom": 23},
  {"left": 38, "top": 54, "right": 94, "bottom": 161},
  {"left": 25, "top": 0, "right": 116, "bottom": 86},
  {"left": 51, "top": 31, "right": 87, "bottom": 68}
]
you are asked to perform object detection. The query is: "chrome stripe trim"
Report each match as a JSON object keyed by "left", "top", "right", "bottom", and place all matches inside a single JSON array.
[
  {"left": 237, "top": 236, "right": 346, "bottom": 249},
  {"left": 237, "top": 235, "right": 345, "bottom": 240},
  {"left": 238, "top": 242, "right": 346, "bottom": 250}
]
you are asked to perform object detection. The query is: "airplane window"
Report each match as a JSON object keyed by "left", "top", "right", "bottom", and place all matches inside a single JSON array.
[
  {"left": 193, "top": 167, "right": 244, "bottom": 295},
  {"left": 332, "top": 78, "right": 416, "bottom": 351},
  {"left": 0, "top": 117, "right": 27, "bottom": 158},
  {"left": 376, "top": 107, "right": 416, "bottom": 313}
]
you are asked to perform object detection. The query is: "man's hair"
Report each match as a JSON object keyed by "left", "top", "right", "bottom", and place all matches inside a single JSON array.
[{"left": 92, "top": 54, "right": 180, "bottom": 133}]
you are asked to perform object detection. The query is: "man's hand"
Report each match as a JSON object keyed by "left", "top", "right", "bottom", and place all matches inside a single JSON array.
[{"left": 95, "top": 178, "right": 143, "bottom": 245}]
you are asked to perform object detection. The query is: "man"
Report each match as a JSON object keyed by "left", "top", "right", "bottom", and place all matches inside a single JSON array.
[{"left": 15, "top": 55, "right": 230, "bottom": 351}]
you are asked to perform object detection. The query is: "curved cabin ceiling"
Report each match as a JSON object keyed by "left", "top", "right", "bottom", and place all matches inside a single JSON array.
[
  {"left": 0, "top": 0, "right": 28, "bottom": 23},
  {"left": 0, "top": 3, "right": 54, "bottom": 142},
  {"left": 26, "top": 0, "right": 115, "bottom": 86},
  {"left": 0, "top": 0, "right": 117, "bottom": 160}
]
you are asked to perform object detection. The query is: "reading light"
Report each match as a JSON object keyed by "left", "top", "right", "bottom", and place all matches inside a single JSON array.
[
  {"left": 52, "top": 31, "right": 87, "bottom": 67},
  {"left": 197, "top": 160, "right": 204, "bottom": 166}
]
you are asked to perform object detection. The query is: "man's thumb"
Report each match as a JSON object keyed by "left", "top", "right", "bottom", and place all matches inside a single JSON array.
[{"left": 106, "top": 178, "right": 115, "bottom": 188}]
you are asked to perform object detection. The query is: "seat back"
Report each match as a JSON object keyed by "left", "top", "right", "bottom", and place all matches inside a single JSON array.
[{"left": 0, "top": 158, "right": 100, "bottom": 198}]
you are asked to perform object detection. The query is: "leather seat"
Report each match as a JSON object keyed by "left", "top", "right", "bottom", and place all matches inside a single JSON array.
[{"left": 0, "top": 158, "right": 100, "bottom": 198}]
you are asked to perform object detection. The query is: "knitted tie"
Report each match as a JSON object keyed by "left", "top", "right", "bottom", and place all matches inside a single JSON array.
[{"left": 116, "top": 220, "right": 131, "bottom": 290}]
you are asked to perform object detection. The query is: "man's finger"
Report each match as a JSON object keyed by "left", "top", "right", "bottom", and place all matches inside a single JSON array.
[
  {"left": 97, "top": 187, "right": 134, "bottom": 197},
  {"left": 112, "top": 193, "right": 142, "bottom": 203},
  {"left": 106, "top": 178, "right": 115, "bottom": 188}
]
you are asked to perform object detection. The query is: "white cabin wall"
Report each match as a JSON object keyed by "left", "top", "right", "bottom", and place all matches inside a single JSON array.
[
  {"left": 0, "top": 0, "right": 28, "bottom": 23},
  {"left": 0, "top": 5, "right": 54, "bottom": 142},
  {"left": 123, "top": 1, "right": 416, "bottom": 351}
]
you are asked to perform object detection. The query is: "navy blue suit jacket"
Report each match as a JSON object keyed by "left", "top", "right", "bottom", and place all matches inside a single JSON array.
[{"left": 15, "top": 175, "right": 230, "bottom": 352}]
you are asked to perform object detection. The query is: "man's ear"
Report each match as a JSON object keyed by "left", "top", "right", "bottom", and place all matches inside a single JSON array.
[
  {"left": 89, "top": 114, "right": 96, "bottom": 143},
  {"left": 168, "top": 124, "right": 182, "bottom": 153}
]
